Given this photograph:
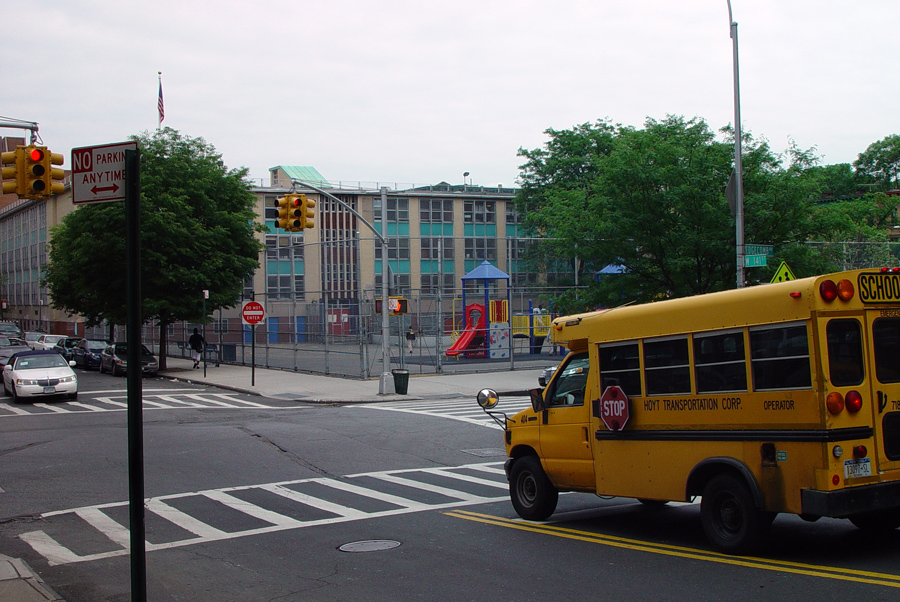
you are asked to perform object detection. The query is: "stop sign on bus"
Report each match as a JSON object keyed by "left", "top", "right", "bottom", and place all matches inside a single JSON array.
[{"left": 599, "top": 385, "right": 629, "bottom": 431}]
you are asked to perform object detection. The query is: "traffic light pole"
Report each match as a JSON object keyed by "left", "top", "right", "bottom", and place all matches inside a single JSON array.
[{"left": 289, "top": 179, "right": 394, "bottom": 394}]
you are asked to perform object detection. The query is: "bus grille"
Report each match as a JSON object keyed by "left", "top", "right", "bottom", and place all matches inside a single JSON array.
[{"left": 884, "top": 412, "right": 900, "bottom": 461}]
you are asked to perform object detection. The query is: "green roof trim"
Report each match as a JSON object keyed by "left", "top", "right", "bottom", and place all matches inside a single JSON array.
[{"left": 270, "top": 166, "right": 329, "bottom": 186}]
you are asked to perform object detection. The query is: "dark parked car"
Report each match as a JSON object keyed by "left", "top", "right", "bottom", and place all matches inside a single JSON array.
[
  {"left": 0, "top": 322, "right": 22, "bottom": 339},
  {"left": 99, "top": 343, "right": 159, "bottom": 376},
  {"left": 72, "top": 339, "right": 109, "bottom": 369},
  {"left": 53, "top": 337, "right": 83, "bottom": 362}
]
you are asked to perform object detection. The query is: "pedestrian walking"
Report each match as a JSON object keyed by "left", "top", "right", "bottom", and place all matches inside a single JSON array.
[
  {"left": 406, "top": 328, "right": 416, "bottom": 354},
  {"left": 189, "top": 327, "right": 205, "bottom": 369}
]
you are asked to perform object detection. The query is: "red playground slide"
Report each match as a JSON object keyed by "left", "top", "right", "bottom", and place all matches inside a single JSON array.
[{"left": 446, "top": 303, "right": 487, "bottom": 356}]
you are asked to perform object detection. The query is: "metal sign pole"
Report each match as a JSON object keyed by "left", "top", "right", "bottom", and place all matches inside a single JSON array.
[{"left": 124, "top": 147, "right": 146, "bottom": 602}]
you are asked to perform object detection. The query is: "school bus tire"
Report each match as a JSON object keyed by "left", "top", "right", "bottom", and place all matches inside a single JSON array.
[
  {"left": 509, "top": 456, "right": 559, "bottom": 521},
  {"left": 848, "top": 509, "right": 900, "bottom": 532},
  {"left": 700, "top": 474, "right": 771, "bottom": 555}
]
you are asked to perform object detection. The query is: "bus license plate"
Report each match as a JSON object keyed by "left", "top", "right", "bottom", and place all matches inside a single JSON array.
[
  {"left": 844, "top": 458, "right": 872, "bottom": 479},
  {"left": 42, "top": 386, "right": 56, "bottom": 394}
]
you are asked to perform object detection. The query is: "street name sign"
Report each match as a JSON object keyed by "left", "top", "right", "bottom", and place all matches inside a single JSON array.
[
  {"left": 745, "top": 244, "right": 774, "bottom": 257},
  {"left": 71, "top": 141, "right": 137, "bottom": 204},
  {"left": 744, "top": 254, "right": 768, "bottom": 268}
]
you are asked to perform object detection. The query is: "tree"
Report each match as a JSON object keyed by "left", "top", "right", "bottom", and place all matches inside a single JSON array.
[
  {"left": 45, "top": 128, "right": 264, "bottom": 369},
  {"left": 854, "top": 134, "right": 900, "bottom": 191}
]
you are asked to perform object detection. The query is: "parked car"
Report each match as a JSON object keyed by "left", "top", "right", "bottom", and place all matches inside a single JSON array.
[
  {"left": 0, "top": 322, "right": 22, "bottom": 339},
  {"left": 53, "top": 337, "right": 83, "bottom": 362},
  {"left": 72, "top": 339, "right": 109, "bottom": 369},
  {"left": 33, "top": 334, "right": 68, "bottom": 351},
  {"left": 2, "top": 349, "right": 78, "bottom": 403},
  {"left": 99, "top": 343, "right": 159, "bottom": 376},
  {"left": 538, "top": 365, "right": 559, "bottom": 387},
  {"left": 23, "top": 331, "right": 44, "bottom": 349},
  {"left": 0, "top": 336, "right": 32, "bottom": 368}
]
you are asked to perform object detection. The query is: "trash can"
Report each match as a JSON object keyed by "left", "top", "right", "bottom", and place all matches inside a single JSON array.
[{"left": 391, "top": 369, "right": 409, "bottom": 395}]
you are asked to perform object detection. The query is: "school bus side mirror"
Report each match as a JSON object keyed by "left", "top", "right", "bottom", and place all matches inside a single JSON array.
[
  {"left": 477, "top": 388, "right": 499, "bottom": 410},
  {"left": 530, "top": 388, "right": 546, "bottom": 413}
]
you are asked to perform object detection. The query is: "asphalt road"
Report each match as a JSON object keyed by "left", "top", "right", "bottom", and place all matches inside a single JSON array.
[{"left": 2, "top": 370, "right": 900, "bottom": 601}]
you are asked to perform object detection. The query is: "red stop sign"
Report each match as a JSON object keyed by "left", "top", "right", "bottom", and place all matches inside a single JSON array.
[
  {"left": 241, "top": 301, "right": 266, "bottom": 325},
  {"left": 599, "top": 385, "right": 629, "bottom": 431}
]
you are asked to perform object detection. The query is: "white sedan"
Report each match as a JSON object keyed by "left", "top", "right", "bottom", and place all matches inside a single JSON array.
[{"left": 2, "top": 350, "right": 78, "bottom": 403}]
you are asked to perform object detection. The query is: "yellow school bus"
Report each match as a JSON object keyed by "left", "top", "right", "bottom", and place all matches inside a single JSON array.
[{"left": 477, "top": 268, "right": 900, "bottom": 554}]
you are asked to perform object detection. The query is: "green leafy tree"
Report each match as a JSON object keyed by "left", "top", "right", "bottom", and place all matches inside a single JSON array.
[
  {"left": 854, "top": 134, "right": 900, "bottom": 191},
  {"left": 45, "top": 128, "right": 263, "bottom": 369}
]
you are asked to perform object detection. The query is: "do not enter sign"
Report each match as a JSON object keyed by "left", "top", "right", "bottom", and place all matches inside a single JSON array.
[
  {"left": 599, "top": 385, "right": 629, "bottom": 431},
  {"left": 241, "top": 301, "right": 266, "bottom": 326}
]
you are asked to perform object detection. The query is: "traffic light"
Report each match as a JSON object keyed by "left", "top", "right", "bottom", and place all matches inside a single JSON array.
[
  {"left": 24, "top": 145, "right": 50, "bottom": 198},
  {"left": 1, "top": 147, "right": 22, "bottom": 195},
  {"left": 299, "top": 194, "right": 315, "bottom": 229},
  {"left": 275, "top": 194, "right": 302, "bottom": 231},
  {"left": 48, "top": 149, "right": 65, "bottom": 195}
]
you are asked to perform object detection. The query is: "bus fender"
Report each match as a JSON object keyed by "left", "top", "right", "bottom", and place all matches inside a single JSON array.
[{"left": 686, "top": 457, "right": 765, "bottom": 509}]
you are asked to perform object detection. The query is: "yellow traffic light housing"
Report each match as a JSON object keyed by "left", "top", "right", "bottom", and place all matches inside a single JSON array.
[
  {"left": 1, "top": 147, "right": 22, "bottom": 195},
  {"left": 24, "top": 145, "right": 50, "bottom": 198},
  {"left": 275, "top": 194, "right": 302, "bottom": 231},
  {"left": 299, "top": 194, "right": 315, "bottom": 229},
  {"left": 48, "top": 150, "right": 65, "bottom": 194}
]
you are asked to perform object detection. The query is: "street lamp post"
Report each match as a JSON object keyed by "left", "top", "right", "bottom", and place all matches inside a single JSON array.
[{"left": 728, "top": 0, "right": 746, "bottom": 288}]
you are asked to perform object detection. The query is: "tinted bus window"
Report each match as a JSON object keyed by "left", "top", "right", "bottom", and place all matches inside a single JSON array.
[
  {"left": 750, "top": 323, "right": 812, "bottom": 391},
  {"left": 643, "top": 337, "right": 691, "bottom": 396},
  {"left": 826, "top": 319, "right": 864, "bottom": 387},
  {"left": 873, "top": 318, "right": 900, "bottom": 384},
  {"left": 694, "top": 330, "right": 747, "bottom": 393},
  {"left": 548, "top": 353, "right": 590, "bottom": 406},
  {"left": 599, "top": 342, "right": 642, "bottom": 396}
]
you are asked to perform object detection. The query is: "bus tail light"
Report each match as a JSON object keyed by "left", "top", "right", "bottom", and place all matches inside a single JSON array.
[
  {"left": 819, "top": 279, "right": 855, "bottom": 302},
  {"left": 853, "top": 445, "right": 868, "bottom": 459},
  {"left": 826, "top": 392, "right": 844, "bottom": 414},
  {"left": 845, "top": 390, "right": 863, "bottom": 412}
]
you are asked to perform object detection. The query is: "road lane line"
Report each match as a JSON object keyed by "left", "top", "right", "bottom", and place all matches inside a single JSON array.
[{"left": 144, "top": 499, "right": 227, "bottom": 539}]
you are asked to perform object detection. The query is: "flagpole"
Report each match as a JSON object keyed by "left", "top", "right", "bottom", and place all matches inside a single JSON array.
[{"left": 157, "top": 72, "right": 165, "bottom": 130}]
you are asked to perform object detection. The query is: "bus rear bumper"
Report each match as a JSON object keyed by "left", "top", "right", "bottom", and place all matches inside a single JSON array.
[{"left": 801, "top": 480, "right": 900, "bottom": 518}]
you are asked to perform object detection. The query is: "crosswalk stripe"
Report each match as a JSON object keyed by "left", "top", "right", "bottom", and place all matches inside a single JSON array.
[
  {"left": 0, "top": 392, "right": 285, "bottom": 416},
  {"left": 18, "top": 462, "right": 509, "bottom": 565}
]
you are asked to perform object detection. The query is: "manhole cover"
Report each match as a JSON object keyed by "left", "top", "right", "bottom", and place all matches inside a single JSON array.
[{"left": 338, "top": 540, "right": 401, "bottom": 553}]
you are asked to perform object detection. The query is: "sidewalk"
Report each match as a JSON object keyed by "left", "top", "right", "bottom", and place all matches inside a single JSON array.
[
  {"left": 158, "top": 356, "right": 541, "bottom": 402},
  {"left": 0, "top": 555, "right": 63, "bottom": 602}
]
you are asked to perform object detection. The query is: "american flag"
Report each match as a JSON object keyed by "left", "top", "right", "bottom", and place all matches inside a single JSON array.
[{"left": 157, "top": 77, "right": 165, "bottom": 127}]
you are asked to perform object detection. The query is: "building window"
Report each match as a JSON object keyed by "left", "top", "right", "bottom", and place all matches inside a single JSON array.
[
  {"left": 464, "top": 238, "right": 496, "bottom": 261},
  {"left": 421, "top": 238, "right": 454, "bottom": 260},
  {"left": 375, "top": 238, "right": 410, "bottom": 261},
  {"left": 420, "top": 198, "right": 454, "bottom": 223},
  {"left": 374, "top": 197, "right": 409, "bottom": 222},
  {"left": 464, "top": 200, "right": 495, "bottom": 224},
  {"left": 421, "top": 273, "right": 455, "bottom": 295}
]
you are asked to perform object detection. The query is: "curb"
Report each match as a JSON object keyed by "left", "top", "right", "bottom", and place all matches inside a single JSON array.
[{"left": 0, "top": 555, "right": 64, "bottom": 602}]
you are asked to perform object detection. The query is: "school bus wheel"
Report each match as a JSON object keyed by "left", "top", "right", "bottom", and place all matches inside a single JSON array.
[
  {"left": 700, "top": 474, "right": 773, "bottom": 555},
  {"left": 509, "top": 456, "right": 559, "bottom": 521}
]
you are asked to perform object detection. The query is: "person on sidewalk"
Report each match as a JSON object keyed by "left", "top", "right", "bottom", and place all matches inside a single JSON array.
[
  {"left": 406, "top": 328, "right": 416, "bottom": 354},
  {"left": 189, "top": 328, "right": 205, "bottom": 369}
]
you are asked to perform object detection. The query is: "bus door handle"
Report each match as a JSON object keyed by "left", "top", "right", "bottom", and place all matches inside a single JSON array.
[{"left": 582, "top": 426, "right": 590, "bottom": 447}]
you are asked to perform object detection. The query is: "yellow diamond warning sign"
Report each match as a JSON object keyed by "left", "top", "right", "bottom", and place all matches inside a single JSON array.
[{"left": 771, "top": 261, "right": 796, "bottom": 283}]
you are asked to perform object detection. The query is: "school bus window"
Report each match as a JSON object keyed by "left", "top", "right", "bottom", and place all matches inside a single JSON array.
[
  {"left": 643, "top": 337, "right": 691, "bottom": 396},
  {"left": 693, "top": 330, "right": 748, "bottom": 393},
  {"left": 873, "top": 318, "right": 900, "bottom": 383},
  {"left": 826, "top": 319, "right": 864, "bottom": 387},
  {"left": 548, "top": 353, "right": 590, "bottom": 406},
  {"left": 599, "top": 342, "right": 642, "bottom": 396},
  {"left": 749, "top": 323, "right": 812, "bottom": 391}
]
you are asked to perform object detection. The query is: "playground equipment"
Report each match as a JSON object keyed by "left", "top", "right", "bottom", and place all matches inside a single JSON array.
[{"left": 445, "top": 261, "right": 512, "bottom": 358}]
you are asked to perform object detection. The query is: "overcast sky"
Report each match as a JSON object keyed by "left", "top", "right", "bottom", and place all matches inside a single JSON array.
[{"left": 4, "top": 1, "right": 899, "bottom": 189}]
